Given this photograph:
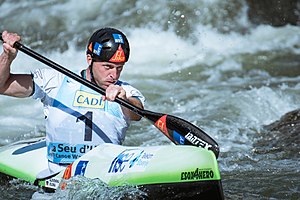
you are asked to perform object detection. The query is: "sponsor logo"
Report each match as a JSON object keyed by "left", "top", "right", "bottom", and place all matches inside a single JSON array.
[
  {"left": 45, "top": 177, "right": 61, "bottom": 189},
  {"left": 108, "top": 149, "right": 154, "bottom": 173},
  {"left": 73, "top": 90, "right": 105, "bottom": 109},
  {"left": 74, "top": 161, "right": 89, "bottom": 176},
  {"left": 61, "top": 164, "right": 73, "bottom": 190},
  {"left": 50, "top": 143, "right": 96, "bottom": 154},
  {"left": 173, "top": 131, "right": 185, "bottom": 144},
  {"left": 63, "top": 163, "right": 73, "bottom": 180},
  {"left": 181, "top": 168, "right": 214, "bottom": 180},
  {"left": 155, "top": 115, "right": 171, "bottom": 139},
  {"left": 185, "top": 132, "right": 212, "bottom": 149},
  {"left": 93, "top": 42, "right": 103, "bottom": 56},
  {"left": 48, "top": 143, "right": 97, "bottom": 162},
  {"left": 113, "top": 34, "right": 124, "bottom": 44},
  {"left": 109, "top": 45, "right": 126, "bottom": 63}
]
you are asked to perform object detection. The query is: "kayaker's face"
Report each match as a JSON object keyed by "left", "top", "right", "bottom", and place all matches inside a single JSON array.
[
  {"left": 92, "top": 61, "right": 124, "bottom": 88},
  {"left": 86, "top": 54, "right": 124, "bottom": 88}
]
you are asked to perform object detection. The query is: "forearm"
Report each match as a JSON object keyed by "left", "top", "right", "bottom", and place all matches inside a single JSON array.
[
  {"left": 0, "top": 31, "right": 19, "bottom": 91},
  {"left": 122, "top": 97, "right": 144, "bottom": 121},
  {"left": 0, "top": 51, "right": 13, "bottom": 89},
  {"left": 0, "top": 52, "right": 33, "bottom": 97}
]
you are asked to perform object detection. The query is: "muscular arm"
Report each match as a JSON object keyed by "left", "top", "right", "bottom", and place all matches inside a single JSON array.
[
  {"left": 0, "top": 73, "right": 33, "bottom": 97},
  {"left": 0, "top": 31, "right": 34, "bottom": 97},
  {"left": 121, "top": 96, "right": 144, "bottom": 121}
]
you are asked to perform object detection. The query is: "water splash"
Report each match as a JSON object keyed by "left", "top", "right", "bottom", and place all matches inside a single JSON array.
[{"left": 52, "top": 176, "right": 148, "bottom": 200}]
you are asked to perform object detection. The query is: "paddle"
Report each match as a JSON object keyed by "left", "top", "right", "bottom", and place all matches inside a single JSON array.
[{"left": 0, "top": 32, "right": 219, "bottom": 158}]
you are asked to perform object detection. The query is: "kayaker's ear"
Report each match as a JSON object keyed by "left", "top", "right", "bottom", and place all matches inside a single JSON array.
[{"left": 86, "top": 54, "right": 92, "bottom": 66}]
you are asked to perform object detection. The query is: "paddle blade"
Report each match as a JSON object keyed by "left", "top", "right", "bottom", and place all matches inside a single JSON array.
[{"left": 143, "top": 110, "right": 220, "bottom": 158}]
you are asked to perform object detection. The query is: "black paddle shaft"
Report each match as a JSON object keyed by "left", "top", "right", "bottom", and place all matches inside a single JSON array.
[{"left": 0, "top": 33, "right": 220, "bottom": 158}]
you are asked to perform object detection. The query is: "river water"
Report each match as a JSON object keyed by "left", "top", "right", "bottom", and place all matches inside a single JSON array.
[{"left": 0, "top": 0, "right": 299, "bottom": 199}]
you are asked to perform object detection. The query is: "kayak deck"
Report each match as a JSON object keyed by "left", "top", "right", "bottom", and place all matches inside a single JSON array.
[{"left": 0, "top": 137, "right": 224, "bottom": 199}]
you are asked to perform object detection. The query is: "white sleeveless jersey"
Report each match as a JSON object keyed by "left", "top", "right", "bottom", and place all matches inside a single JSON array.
[{"left": 31, "top": 68, "right": 145, "bottom": 164}]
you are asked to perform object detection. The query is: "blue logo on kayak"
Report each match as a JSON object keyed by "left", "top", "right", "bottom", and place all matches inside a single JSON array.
[
  {"left": 74, "top": 161, "right": 89, "bottom": 176},
  {"left": 108, "top": 149, "right": 154, "bottom": 173}
]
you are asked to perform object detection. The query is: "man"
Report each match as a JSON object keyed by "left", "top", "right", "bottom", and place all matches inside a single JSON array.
[{"left": 0, "top": 28, "right": 145, "bottom": 174}]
